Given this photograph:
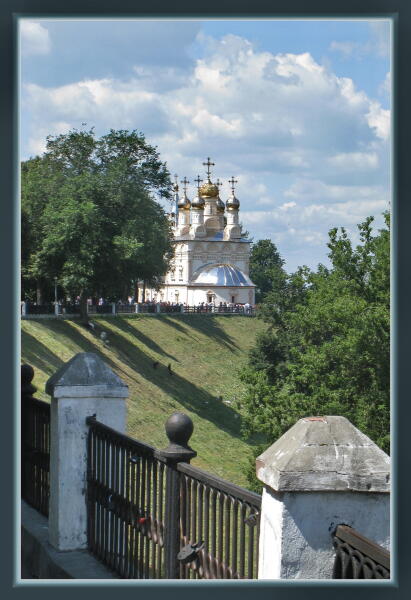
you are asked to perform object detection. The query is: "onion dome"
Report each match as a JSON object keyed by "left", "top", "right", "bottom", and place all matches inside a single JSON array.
[
  {"left": 190, "top": 263, "right": 253, "bottom": 286},
  {"left": 199, "top": 181, "right": 219, "bottom": 198},
  {"left": 191, "top": 193, "right": 205, "bottom": 209},
  {"left": 216, "top": 197, "right": 225, "bottom": 213},
  {"left": 178, "top": 193, "right": 191, "bottom": 210},
  {"left": 226, "top": 191, "right": 240, "bottom": 210}
]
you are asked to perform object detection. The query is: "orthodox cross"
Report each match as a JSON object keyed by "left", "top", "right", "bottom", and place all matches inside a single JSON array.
[
  {"left": 228, "top": 176, "right": 238, "bottom": 193},
  {"left": 216, "top": 178, "right": 223, "bottom": 196},
  {"left": 173, "top": 173, "right": 179, "bottom": 190},
  {"left": 202, "top": 157, "right": 215, "bottom": 181},
  {"left": 194, "top": 175, "right": 203, "bottom": 190},
  {"left": 180, "top": 176, "right": 190, "bottom": 194}
]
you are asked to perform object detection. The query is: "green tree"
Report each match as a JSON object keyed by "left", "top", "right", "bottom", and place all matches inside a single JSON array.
[
  {"left": 241, "top": 214, "right": 390, "bottom": 490},
  {"left": 21, "top": 128, "right": 174, "bottom": 318},
  {"left": 249, "top": 239, "right": 287, "bottom": 303}
]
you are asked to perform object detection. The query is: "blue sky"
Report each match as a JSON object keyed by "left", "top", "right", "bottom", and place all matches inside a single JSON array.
[{"left": 20, "top": 18, "right": 391, "bottom": 272}]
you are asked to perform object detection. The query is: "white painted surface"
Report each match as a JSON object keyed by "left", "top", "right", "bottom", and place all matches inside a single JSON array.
[
  {"left": 256, "top": 416, "right": 390, "bottom": 579},
  {"left": 47, "top": 354, "right": 127, "bottom": 551}
]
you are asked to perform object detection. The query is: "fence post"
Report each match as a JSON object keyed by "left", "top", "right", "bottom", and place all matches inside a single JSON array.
[
  {"left": 112, "top": 302, "right": 116, "bottom": 315},
  {"left": 256, "top": 416, "right": 390, "bottom": 579},
  {"left": 135, "top": 302, "right": 139, "bottom": 313},
  {"left": 156, "top": 413, "right": 196, "bottom": 579},
  {"left": 156, "top": 303, "right": 161, "bottom": 313},
  {"left": 46, "top": 352, "right": 128, "bottom": 551}
]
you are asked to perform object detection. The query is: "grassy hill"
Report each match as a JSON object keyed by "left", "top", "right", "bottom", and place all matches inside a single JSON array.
[{"left": 21, "top": 314, "right": 266, "bottom": 488}]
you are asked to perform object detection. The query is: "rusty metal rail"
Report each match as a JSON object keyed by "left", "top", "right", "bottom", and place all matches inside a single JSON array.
[
  {"left": 332, "top": 524, "right": 390, "bottom": 579},
  {"left": 177, "top": 462, "right": 261, "bottom": 579}
]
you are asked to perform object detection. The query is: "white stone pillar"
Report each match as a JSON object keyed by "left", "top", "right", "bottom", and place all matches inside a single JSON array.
[
  {"left": 135, "top": 303, "right": 140, "bottom": 313},
  {"left": 54, "top": 302, "right": 59, "bottom": 316},
  {"left": 46, "top": 352, "right": 128, "bottom": 551},
  {"left": 156, "top": 303, "right": 161, "bottom": 313},
  {"left": 112, "top": 302, "right": 116, "bottom": 315},
  {"left": 256, "top": 416, "right": 390, "bottom": 579}
]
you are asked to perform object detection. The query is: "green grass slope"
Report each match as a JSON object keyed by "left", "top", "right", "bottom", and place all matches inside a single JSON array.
[{"left": 21, "top": 315, "right": 266, "bottom": 488}]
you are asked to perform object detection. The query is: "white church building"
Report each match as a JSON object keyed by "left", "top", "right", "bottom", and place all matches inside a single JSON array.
[{"left": 150, "top": 158, "right": 256, "bottom": 306}]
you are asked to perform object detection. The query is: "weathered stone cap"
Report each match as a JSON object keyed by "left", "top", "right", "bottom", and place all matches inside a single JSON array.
[
  {"left": 46, "top": 352, "right": 128, "bottom": 399},
  {"left": 256, "top": 416, "right": 390, "bottom": 493}
]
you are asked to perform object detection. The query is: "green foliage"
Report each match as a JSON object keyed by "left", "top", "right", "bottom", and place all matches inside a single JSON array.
[
  {"left": 249, "top": 239, "right": 287, "bottom": 303},
  {"left": 241, "top": 214, "right": 390, "bottom": 489},
  {"left": 21, "top": 128, "right": 174, "bottom": 307}
]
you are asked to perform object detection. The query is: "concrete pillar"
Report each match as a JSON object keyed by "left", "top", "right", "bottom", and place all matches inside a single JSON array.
[
  {"left": 135, "top": 303, "right": 140, "bottom": 313},
  {"left": 256, "top": 416, "right": 390, "bottom": 579},
  {"left": 54, "top": 302, "right": 59, "bottom": 316},
  {"left": 21, "top": 301, "right": 27, "bottom": 316},
  {"left": 156, "top": 303, "right": 161, "bottom": 313},
  {"left": 112, "top": 302, "right": 116, "bottom": 315},
  {"left": 46, "top": 352, "right": 128, "bottom": 551}
]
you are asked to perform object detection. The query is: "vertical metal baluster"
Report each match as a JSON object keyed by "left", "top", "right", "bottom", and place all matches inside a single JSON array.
[
  {"left": 124, "top": 445, "right": 131, "bottom": 578},
  {"left": 135, "top": 454, "right": 141, "bottom": 577},
  {"left": 217, "top": 492, "right": 224, "bottom": 578},
  {"left": 139, "top": 456, "right": 146, "bottom": 577},
  {"left": 145, "top": 457, "right": 151, "bottom": 578},
  {"left": 104, "top": 434, "right": 110, "bottom": 565},
  {"left": 158, "top": 461, "right": 165, "bottom": 577},
  {"left": 239, "top": 503, "right": 246, "bottom": 577},
  {"left": 247, "top": 504, "right": 254, "bottom": 578},
  {"left": 197, "top": 483, "right": 204, "bottom": 578},
  {"left": 211, "top": 488, "right": 217, "bottom": 577},
  {"left": 118, "top": 443, "right": 125, "bottom": 576},
  {"left": 224, "top": 495, "right": 231, "bottom": 577},
  {"left": 232, "top": 499, "right": 239, "bottom": 578},
  {"left": 204, "top": 486, "right": 210, "bottom": 578},
  {"left": 130, "top": 456, "right": 137, "bottom": 579},
  {"left": 151, "top": 460, "right": 158, "bottom": 577}
]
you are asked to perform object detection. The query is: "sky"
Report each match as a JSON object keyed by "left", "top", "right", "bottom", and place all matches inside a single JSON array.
[{"left": 19, "top": 18, "right": 391, "bottom": 273}]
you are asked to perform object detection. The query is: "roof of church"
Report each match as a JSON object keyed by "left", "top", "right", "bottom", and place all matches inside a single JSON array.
[
  {"left": 190, "top": 263, "right": 255, "bottom": 287},
  {"left": 174, "top": 231, "right": 251, "bottom": 243}
]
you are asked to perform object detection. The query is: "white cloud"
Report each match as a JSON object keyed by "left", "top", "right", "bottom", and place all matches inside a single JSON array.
[
  {"left": 329, "top": 20, "right": 390, "bottom": 60},
  {"left": 21, "top": 30, "right": 390, "bottom": 272},
  {"left": 20, "top": 21, "right": 51, "bottom": 56},
  {"left": 327, "top": 152, "right": 379, "bottom": 171}
]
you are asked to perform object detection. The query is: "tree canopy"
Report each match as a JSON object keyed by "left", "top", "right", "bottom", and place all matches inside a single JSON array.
[
  {"left": 21, "top": 128, "right": 174, "bottom": 312},
  {"left": 249, "top": 239, "right": 286, "bottom": 304},
  {"left": 240, "top": 214, "right": 390, "bottom": 490}
]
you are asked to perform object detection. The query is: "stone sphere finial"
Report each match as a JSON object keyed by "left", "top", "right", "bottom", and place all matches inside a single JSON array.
[
  {"left": 158, "top": 412, "right": 197, "bottom": 462},
  {"left": 165, "top": 412, "right": 194, "bottom": 446},
  {"left": 21, "top": 363, "right": 37, "bottom": 396}
]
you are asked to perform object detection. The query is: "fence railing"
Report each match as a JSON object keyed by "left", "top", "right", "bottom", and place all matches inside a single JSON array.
[
  {"left": 21, "top": 302, "right": 256, "bottom": 317},
  {"left": 332, "top": 525, "right": 390, "bottom": 579},
  {"left": 21, "top": 365, "right": 50, "bottom": 517},
  {"left": 86, "top": 417, "right": 166, "bottom": 578},
  {"left": 177, "top": 462, "right": 261, "bottom": 579},
  {"left": 85, "top": 415, "right": 261, "bottom": 579}
]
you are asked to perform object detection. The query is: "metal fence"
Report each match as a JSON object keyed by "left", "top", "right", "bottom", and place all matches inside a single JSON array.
[
  {"left": 86, "top": 417, "right": 166, "bottom": 578},
  {"left": 178, "top": 463, "right": 260, "bottom": 579},
  {"left": 21, "top": 365, "right": 50, "bottom": 517},
  {"left": 86, "top": 415, "right": 261, "bottom": 579},
  {"left": 22, "top": 302, "right": 256, "bottom": 317},
  {"left": 332, "top": 525, "right": 390, "bottom": 579}
]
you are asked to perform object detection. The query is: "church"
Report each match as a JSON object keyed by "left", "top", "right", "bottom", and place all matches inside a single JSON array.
[{"left": 150, "top": 158, "right": 256, "bottom": 306}]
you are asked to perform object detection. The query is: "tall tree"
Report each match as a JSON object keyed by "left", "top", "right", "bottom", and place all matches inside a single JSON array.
[
  {"left": 21, "top": 128, "right": 174, "bottom": 318},
  {"left": 241, "top": 214, "right": 390, "bottom": 490},
  {"left": 249, "top": 239, "right": 287, "bottom": 303}
]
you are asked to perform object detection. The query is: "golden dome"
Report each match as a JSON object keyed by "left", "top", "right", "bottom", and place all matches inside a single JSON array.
[
  {"left": 178, "top": 193, "right": 191, "bottom": 210},
  {"left": 199, "top": 181, "right": 219, "bottom": 198},
  {"left": 191, "top": 193, "right": 205, "bottom": 209}
]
